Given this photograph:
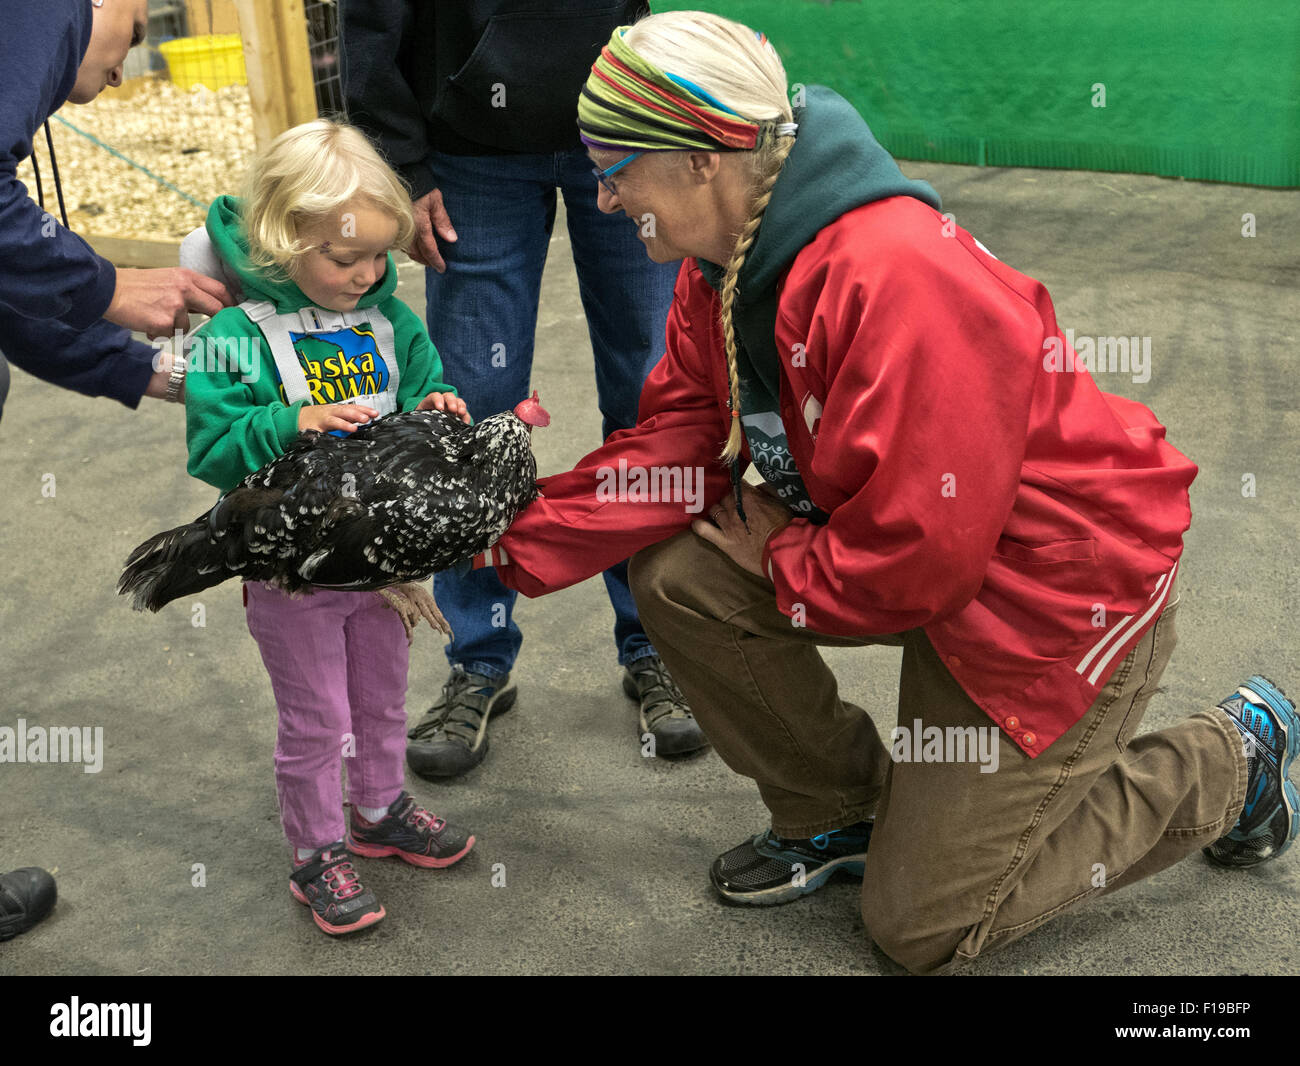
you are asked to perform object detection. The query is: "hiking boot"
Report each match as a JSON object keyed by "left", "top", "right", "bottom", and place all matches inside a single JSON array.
[
  {"left": 623, "top": 654, "right": 709, "bottom": 756},
  {"left": 1204, "top": 675, "right": 1299, "bottom": 868},
  {"left": 348, "top": 791, "right": 475, "bottom": 868},
  {"left": 289, "top": 843, "right": 384, "bottom": 935},
  {"left": 710, "top": 820, "right": 874, "bottom": 905},
  {"left": 406, "top": 666, "right": 517, "bottom": 779},
  {"left": 0, "top": 868, "right": 57, "bottom": 942}
]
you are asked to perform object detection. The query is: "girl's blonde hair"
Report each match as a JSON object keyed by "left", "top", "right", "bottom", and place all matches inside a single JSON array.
[
  {"left": 241, "top": 118, "right": 416, "bottom": 278},
  {"left": 626, "top": 12, "right": 795, "bottom": 461}
]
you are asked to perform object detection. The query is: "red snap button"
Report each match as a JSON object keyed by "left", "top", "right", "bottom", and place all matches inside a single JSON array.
[
  {"left": 948, "top": 655, "right": 962, "bottom": 667},
  {"left": 1022, "top": 732, "right": 1037, "bottom": 747},
  {"left": 1005, "top": 716, "right": 1020, "bottom": 731}
]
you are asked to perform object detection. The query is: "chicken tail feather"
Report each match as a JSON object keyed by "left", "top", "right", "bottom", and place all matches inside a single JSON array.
[{"left": 118, "top": 520, "right": 231, "bottom": 612}]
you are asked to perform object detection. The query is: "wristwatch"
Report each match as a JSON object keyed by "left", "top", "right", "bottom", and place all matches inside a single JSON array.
[{"left": 165, "top": 351, "right": 187, "bottom": 404}]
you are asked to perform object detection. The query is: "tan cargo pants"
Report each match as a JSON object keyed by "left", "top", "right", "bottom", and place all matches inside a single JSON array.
[{"left": 628, "top": 531, "right": 1247, "bottom": 975}]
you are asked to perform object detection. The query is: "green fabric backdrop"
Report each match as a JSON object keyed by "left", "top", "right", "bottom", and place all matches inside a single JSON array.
[{"left": 651, "top": 1, "right": 1300, "bottom": 188}]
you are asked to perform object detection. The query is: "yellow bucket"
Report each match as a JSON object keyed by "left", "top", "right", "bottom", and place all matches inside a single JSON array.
[{"left": 159, "top": 34, "right": 246, "bottom": 91}]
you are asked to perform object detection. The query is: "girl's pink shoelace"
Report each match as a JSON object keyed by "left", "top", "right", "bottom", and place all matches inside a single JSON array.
[
  {"left": 407, "top": 804, "right": 446, "bottom": 835},
  {"left": 321, "top": 854, "right": 362, "bottom": 900}
]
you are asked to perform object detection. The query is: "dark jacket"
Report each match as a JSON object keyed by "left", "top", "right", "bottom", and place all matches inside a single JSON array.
[
  {"left": 340, "top": 0, "right": 648, "bottom": 201},
  {"left": 0, "top": 0, "right": 156, "bottom": 406}
]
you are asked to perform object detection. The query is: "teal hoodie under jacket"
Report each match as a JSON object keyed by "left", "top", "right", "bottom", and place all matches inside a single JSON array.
[{"left": 697, "top": 85, "right": 941, "bottom": 514}]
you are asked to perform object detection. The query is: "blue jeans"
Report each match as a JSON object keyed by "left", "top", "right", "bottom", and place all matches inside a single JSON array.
[{"left": 423, "top": 147, "right": 680, "bottom": 682}]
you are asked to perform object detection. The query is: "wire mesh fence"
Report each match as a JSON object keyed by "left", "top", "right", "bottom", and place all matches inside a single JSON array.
[
  {"left": 306, "top": 1, "right": 344, "bottom": 120},
  {"left": 15, "top": 0, "right": 331, "bottom": 244}
]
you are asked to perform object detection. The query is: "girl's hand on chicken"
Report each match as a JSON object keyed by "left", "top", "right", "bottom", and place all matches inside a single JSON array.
[
  {"left": 417, "top": 391, "right": 471, "bottom": 424},
  {"left": 299, "top": 403, "right": 379, "bottom": 434}
]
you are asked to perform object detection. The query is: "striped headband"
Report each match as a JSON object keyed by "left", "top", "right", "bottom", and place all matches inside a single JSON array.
[{"left": 579, "top": 26, "right": 782, "bottom": 153}]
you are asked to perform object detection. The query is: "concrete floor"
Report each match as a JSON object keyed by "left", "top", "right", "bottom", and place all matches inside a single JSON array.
[{"left": 1, "top": 161, "right": 1297, "bottom": 976}]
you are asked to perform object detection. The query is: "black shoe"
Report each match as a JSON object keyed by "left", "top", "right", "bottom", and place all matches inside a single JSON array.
[
  {"left": 710, "top": 820, "right": 874, "bottom": 906},
  {"left": 623, "top": 654, "right": 709, "bottom": 756},
  {"left": 0, "top": 867, "right": 57, "bottom": 941},
  {"left": 406, "top": 666, "right": 517, "bottom": 779}
]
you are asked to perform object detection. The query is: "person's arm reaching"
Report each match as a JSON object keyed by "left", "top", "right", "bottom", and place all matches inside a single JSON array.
[
  {"left": 1, "top": 3, "right": 117, "bottom": 330},
  {"left": 1, "top": 5, "right": 231, "bottom": 342},
  {"left": 0, "top": 308, "right": 157, "bottom": 408},
  {"left": 487, "top": 267, "right": 733, "bottom": 597}
]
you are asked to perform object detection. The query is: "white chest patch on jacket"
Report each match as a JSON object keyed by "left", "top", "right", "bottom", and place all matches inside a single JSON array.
[{"left": 801, "top": 394, "right": 823, "bottom": 441}]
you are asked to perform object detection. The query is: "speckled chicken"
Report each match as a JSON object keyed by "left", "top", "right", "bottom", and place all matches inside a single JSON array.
[{"left": 119, "top": 394, "right": 550, "bottom": 633}]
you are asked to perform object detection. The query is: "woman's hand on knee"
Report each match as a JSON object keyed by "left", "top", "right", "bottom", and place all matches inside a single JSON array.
[{"left": 691, "top": 483, "right": 793, "bottom": 579}]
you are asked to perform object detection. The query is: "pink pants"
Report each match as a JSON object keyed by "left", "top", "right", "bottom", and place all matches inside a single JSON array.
[{"left": 244, "top": 581, "right": 409, "bottom": 849}]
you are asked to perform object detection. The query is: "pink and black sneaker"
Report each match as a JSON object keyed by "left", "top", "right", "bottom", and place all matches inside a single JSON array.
[
  {"left": 289, "top": 842, "right": 385, "bottom": 935},
  {"left": 348, "top": 791, "right": 475, "bottom": 869}
]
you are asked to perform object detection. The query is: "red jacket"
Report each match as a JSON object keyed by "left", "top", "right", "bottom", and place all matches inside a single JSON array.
[{"left": 487, "top": 196, "right": 1197, "bottom": 756}]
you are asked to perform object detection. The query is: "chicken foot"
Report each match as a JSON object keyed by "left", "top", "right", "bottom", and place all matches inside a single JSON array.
[{"left": 376, "top": 582, "right": 453, "bottom": 644}]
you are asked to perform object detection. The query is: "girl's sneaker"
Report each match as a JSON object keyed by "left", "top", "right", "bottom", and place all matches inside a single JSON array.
[
  {"left": 289, "top": 843, "right": 385, "bottom": 935},
  {"left": 347, "top": 791, "right": 475, "bottom": 868},
  {"left": 1204, "top": 675, "right": 1300, "bottom": 868}
]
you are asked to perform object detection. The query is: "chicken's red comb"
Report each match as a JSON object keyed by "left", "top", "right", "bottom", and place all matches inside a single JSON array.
[{"left": 513, "top": 390, "right": 550, "bottom": 427}]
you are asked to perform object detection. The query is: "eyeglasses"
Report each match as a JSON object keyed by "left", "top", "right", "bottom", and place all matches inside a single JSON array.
[{"left": 592, "top": 151, "right": 643, "bottom": 196}]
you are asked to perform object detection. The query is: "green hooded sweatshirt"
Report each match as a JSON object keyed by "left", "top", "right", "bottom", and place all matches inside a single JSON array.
[
  {"left": 697, "top": 86, "right": 940, "bottom": 518},
  {"left": 185, "top": 195, "right": 456, "bottom": 493}
]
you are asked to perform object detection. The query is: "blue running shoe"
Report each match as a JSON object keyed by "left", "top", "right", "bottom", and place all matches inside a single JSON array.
[
  {"left": 1204, "top": 675, "right": 1299, "bottom": 868},
  {"left": 710, "top": 819, "right": 873, "bottom": 905}
]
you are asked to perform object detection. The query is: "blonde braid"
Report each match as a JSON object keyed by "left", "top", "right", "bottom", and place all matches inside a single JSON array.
[{"left": 718, "top": 133, "right": 796, "bottom": 462}]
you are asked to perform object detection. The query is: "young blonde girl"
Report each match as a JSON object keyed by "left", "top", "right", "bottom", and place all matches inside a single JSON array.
[{"left": 184, "top": 119, "right": 475, "bottom": 936}]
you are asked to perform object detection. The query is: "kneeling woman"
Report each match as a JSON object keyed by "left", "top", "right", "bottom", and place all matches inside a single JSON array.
[{"left": 478, "top": 11, "right": 1296, "bottom": 974}]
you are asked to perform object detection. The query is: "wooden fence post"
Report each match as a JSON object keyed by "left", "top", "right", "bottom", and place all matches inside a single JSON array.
[{"left": 234, "top": 0, "right": 318, "bottom": 151}]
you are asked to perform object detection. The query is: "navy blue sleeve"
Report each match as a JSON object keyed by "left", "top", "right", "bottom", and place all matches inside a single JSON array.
[
  {"left": 0, "top": 308, "right": 156, "bottom": 408},
  {"left": 340, "top": 0, "right": 436, "bottom": 201},
  {"left": 0, "top": 0, "right": 118, "bottom": 330}
]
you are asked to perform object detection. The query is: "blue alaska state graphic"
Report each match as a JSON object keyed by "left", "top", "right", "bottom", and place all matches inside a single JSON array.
[{"left": 277, "top": 324, "right": 389, "bottom": 405}]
